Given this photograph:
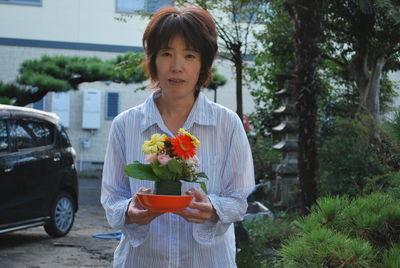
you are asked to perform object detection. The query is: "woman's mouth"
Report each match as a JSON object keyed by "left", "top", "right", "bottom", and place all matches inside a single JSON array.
[{"left": 168, "top": 78, "right": 185, "bottom": 86}]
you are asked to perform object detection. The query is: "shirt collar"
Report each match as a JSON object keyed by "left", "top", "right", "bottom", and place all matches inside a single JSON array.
[{"left": 140, "top": 89, "right": 217, "bottom": 134}]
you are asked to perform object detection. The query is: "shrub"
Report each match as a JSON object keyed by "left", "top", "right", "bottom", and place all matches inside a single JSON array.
[
  {"left": 382, "top": 245, "right": 400, "bottom": 268},
  {"left": 384, "top": 108, "right": 400, "bottom": 144},
  {"left": 247, "top": 132, "right": 282, "bottom": 184},
  {"left": 279, "top": 193, "right": 400, "bottom": 267},
  {"left": 280, "top": 228, "right": 374, "bottom": 268},
  {"left": 363, "top": 171, "right": 400, "bottom": 200},
  {"left": 236, "top": 216, "right": 298, "bottom": 268},
  {"left": 316, "top": 116, "right": 388, "bottom": 197}
]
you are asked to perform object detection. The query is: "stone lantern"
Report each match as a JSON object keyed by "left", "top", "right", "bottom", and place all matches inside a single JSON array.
[{"left": 272, "top": 74, "right": 299, "bottom": 206}]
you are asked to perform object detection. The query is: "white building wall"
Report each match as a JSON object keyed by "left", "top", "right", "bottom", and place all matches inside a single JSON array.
[{"left": 0, "top": 0, "right": 149, "bottom": 47}]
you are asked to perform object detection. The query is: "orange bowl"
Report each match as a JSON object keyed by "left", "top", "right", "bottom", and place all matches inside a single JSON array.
[{"left": 136, "top": 193, "right": 193, "bottom": 213}]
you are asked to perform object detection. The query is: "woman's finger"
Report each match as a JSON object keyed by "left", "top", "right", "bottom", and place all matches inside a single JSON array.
[
  {"left": 138, "top": 187, "right": 152, "bottom": 194},
  {"left": 189, "top": 201, "right": 211, "bottom": 211},
  {"left": 175, "top": 209, "right": 208, "bottom": 221},
  {"left": 181, "top": 216, "right": 205, "bottom": 224},
  {"left": 187, "top": 188, "right": 207, "bottom": 202}
]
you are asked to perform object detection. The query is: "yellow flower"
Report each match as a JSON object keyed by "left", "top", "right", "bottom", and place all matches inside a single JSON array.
[
  {"left": 142, "top": 134, "right": 167, "bottom": 154},
  {"left": 178, "top": 128, "right": 200, "bottom": 147}
]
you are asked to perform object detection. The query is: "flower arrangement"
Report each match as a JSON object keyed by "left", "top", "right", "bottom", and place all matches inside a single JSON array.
[{"left": 124, "top": 129, "right": 208, "bottom": 195}]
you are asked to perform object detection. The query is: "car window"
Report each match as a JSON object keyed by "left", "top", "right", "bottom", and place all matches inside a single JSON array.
[
  {"left": 10, "top": 119, "right": 55, "bottom": 149},
  {"left": 57, "top": 125, "right": 71, "bottom": 147},
  {"left": 0, "top": 119, "right": 9, "bottom": 152},
  {"left": 29, "top": 121, "right": 54, "bottom": 146},
  {"left": 11, "top": 120, "right": 36, "bottom": 149}
]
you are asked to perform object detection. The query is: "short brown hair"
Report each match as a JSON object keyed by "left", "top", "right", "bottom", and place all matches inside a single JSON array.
[{"left": 142, "top": 6, "right": 218, "bottom": 91}]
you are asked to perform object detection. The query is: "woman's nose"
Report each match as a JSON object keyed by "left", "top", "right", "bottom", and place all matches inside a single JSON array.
[{"left": 171, "top": 56, "right": 183, "bottom": 72}]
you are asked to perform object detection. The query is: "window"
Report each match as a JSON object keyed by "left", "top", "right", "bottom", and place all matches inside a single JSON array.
[
  {"left": 116, "top": 0, "right": 173, "bottom": 14},
  {"left": 28, "top": 121, "right": 54, "bottom": 146},
  {"left": 11, "top": 120, "right": 54, "bottom": 149},
  {"left": 57, "top": 125, "right": 71, "bottom": 147},
  {"left": 52, "top": 92, "right": 70, "bottom": 127},
  {"left": 116, "top": 0, "right": 144, "bottom": 13},
  {"left": 146, "top": 0, "right": 173, "bottom": 13},
  {"left": 11, "top": 121, "right": 35, "bottom": 149},
  {"left": 0, "top": 120, "right": 9, "bottom": 152},
  {"left": 105, "top": 92, "right": 119, "bottom": 120},
  {"left": 0, "top": 0, "right": 41, "bottom": 6},
  {"left": 32, "top": 97, "right": 45, "bottom": 111}
]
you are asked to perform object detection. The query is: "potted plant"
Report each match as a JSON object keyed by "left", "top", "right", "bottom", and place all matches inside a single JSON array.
[{"left": 124, "top": 129, "right": 208, "bottom": 195}]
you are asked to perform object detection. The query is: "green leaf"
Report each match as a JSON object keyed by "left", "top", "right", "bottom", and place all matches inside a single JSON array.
[
  {"left": 199, "top": 181, "right": 208, "bottom": 194},
  {"left": 151, "top": 160, "right": 173, "bottom": 180},
  {"left": 195, "top": 172, "right": 209, "bottom": 180},
  {"left": 167, "top": 159, "right": 183, "bottom": 174},
  {"left": 124, "top": 162, "right": 159, "bottom": 181}
]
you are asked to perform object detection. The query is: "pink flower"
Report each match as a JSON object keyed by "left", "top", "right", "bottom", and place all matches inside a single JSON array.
[
  {"left": 145, "top": 154, "right": 157, "bottom": 163},
  {"left": 157, "top": 154, "right": 171, "bottom": 165}
]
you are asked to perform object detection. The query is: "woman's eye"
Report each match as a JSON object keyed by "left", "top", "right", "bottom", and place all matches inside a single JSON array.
[
  {"left": 186, "top": 54, "right": 195, "bottom": 59},
  {"left": 161, "top": 52, "right": 171, "bottom": 56}
]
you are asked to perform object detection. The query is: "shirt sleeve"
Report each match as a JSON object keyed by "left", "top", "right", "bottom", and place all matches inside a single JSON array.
[
  {"left": 100, "top": 116, "right": 150, "bottom": 247},
  {"left": 193, "top": 114, "right": 255, "bottom": 245}
]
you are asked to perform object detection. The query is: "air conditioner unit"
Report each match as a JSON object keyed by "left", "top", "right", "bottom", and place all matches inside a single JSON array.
[{"left": 82, "top": 89, "right": 101, "bottom": 129}]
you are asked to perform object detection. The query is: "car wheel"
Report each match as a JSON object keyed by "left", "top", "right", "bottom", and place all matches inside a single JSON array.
[{"left": 44, "top": 192, "right": 75, "bottom": 237}]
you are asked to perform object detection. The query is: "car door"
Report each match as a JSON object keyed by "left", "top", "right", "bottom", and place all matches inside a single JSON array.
[
  {"left": 0, "top": 118, "right": 22, "bottom": 224},
  {"left": 8, "top": 118, "right": 59, "bottom": 220}
]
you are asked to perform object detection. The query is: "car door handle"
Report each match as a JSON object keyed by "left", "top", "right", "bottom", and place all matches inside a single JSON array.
[
  {"left": 53, "top": 153, "right": 61, "bottom": 162},
  {"left": 4, "top": 167, "right": 13, "bottom": 172}
]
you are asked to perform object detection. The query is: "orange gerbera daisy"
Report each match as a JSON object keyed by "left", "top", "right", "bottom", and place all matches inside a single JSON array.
[{"left": 170, "top": 135, "right": 196, "bottom": 159}]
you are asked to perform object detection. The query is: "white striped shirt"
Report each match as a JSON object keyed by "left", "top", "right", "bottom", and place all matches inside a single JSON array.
[{"left": 101, "top": 90, "right": 255, "bottom": 268}]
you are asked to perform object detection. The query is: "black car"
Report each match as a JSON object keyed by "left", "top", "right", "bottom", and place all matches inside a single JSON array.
[{"left": 0, "top": 104, "right": 78, "bottom": 237}]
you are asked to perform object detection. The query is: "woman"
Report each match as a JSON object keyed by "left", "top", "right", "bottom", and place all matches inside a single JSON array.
[{"left": 101, "top": 6, "right": 255, "bottom": 268}]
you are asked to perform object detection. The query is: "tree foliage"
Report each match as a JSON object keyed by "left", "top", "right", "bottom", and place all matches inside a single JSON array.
[
  {"left": 207, "top": 67, "right": 228, "bottom": 102},
  {"left": 247, "top": 0, "right": 400, "bottom": 211},
  {"left": 248, "top": 0, "right": 400, "bottom": 128},
  {"left": 0, "top": 53, "right": 146, "bottom": 106},
  {"left": 321, "top": 0, "right": 400, "bottom": 121}
]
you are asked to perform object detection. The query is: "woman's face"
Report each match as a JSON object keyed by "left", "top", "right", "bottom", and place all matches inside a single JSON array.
[{"left": 155, "top": 34, "right": 201, "bottom": 100}]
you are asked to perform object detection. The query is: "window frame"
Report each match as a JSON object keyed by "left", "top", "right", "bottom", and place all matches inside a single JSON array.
[
  {"left": 32, "top": 96, "right": 46, "bottom": 111},
  {"left": 115, "top": 0, "right": 173, "bottom": 14},
  {"left": 0, "top": 0, "right": 42, "bottom": 6},
  {"left": 0, "top": 119, "right": 10, "bottom": 154},
  {"left": 105, "top": 91, "right": 120, "bottom": 120},
  {"left": 115, "top": 0, "right": 145, "bottom": 14}
]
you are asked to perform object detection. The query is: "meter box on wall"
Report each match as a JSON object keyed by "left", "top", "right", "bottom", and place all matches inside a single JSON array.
[{"left": 82, "top": 89, "right": 101, "bottom": 129}]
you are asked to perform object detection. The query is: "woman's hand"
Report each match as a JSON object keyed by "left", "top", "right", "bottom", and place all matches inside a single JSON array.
[
  {"left": 125, "top": 188, "right": 163, "bottom": 225},
  {"left": 174, "top": 188, "right": 219, "bottom": 224}
]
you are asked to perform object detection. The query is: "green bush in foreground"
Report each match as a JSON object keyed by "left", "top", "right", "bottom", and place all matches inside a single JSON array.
[
  {"left": 382, "top": 246, "right": 400, "bottom": 268},
  {"left": 279, "top": 193, "right": 400, "bottom": 267},
  {"left": 236, "top": 216, "right": 298, "bottom": 268}
]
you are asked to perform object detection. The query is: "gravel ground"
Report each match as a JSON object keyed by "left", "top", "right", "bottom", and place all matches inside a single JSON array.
[{"left": 0, "top": 177, "right": 119, "bottom": 268}]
